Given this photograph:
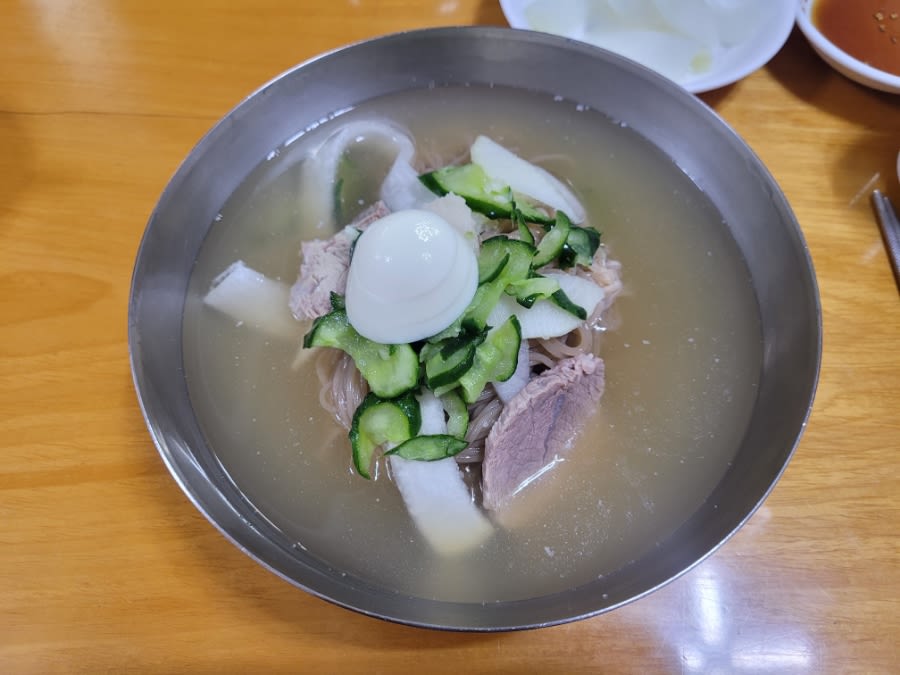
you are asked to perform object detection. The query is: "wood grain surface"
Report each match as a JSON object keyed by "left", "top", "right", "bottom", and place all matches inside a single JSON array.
[{"left": 1, "top": 1, "right": 898, "bottom": 673}]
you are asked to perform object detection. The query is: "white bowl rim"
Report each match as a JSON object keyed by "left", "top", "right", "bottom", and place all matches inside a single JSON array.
[
  {"left": 795, "top": 0, "right": 900, "bottom": 92},
  {"left": 498, "top": 0, "right": 798, "bottom": 94}
]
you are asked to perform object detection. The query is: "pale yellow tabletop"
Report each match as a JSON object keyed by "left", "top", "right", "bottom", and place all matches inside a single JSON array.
[{"left": 2, "top": 1, "right": 899, "bottom": 672}]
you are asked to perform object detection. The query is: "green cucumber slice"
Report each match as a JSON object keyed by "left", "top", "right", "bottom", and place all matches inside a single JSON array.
[
  {"left": 458, "top": 315, "right": 522, "bottom": 403},
  {"left": 440, "top": 391, "right": 469, "bottom": 438},
  {"left": 512, "top": 202, "right": 535, "bottom": 246},
  {"left": 550, "top": 287, "right": 587, "bottom": 320},
  {"left": 386, "top": 435, "right": 468, "bottom": 461},
  {"left": 559, "top": 225, "right": 602, "bottom": 268},
  {"left": 424, "top": 328, "right": 487, "bottom": 389},
  {"left": 463, "top": 237, "right": 535, "bottom": 330},
  {"left": 349, "top": 392, "right": 420, "bottom": 479},
  {"left": 506, "top": 274, "right": 561, "bottom": 309},
  {"left": 532, "top": 210, "right": 572, "bottom": 268},
  {"left": 303, "top": 309, "right": 419, "bottom": 398},
  {"left": 419, "top": 164, "right": 553, "bottom": 225}
]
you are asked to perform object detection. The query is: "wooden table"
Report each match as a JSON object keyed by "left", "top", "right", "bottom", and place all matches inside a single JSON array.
[{"left": 2, "top": 1, "right": 898, "bottom": 672}]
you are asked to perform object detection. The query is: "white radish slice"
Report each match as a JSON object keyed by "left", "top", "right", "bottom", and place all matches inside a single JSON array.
[
  {"left": 470, "top": 136, "right": 586, "bottom": 224},
  {"left": 487, "top": 272, "right": 605, "bottom": 339},
  {"left": 380, "top": 156, "right": 436, "bottom": 212},
  {"left": 296, "top": 161, "right": 332, "bottom": 233},
  {"left": 705, "top": 0, "right": 768, "bottom": 47},
  {"left": 203, "top": 261, "right": 299, "bottom": 339},
  {"left": 389, "top": 456, "right": 493, "bottom": 556},
  {"left": 581, "top": 28, "right": 712, "bottom": 82},
  {"left": 524, "top": 0, "right": 589, "bottom": 39},
  {"left": 653, "top": 0, "right": 718, "bottom": 47},
  {"left": 606, "top": 0, "right": 666, "bottom": 29},
  {"left": 582, "top": 0, "right": 623, "bottom": 32},
  {"left": 388, "top": 391, "right": 492, "bottom": 556},
  {"left": 416, "top": 390, "right": 446, "bottom": 435},
  {"left": 297, "top": 119, "right": 420, "bottom": 230},
  {"left": 492, "top": 340, "right": 530, "bottom": 404}
]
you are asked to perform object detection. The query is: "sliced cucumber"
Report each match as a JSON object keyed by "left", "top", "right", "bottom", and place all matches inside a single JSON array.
[
  {"left": 478, "top": 251, "right": 510, "bottom": 285},
  {"left": 420, "top": 164, "right": 553, "bottom": 225},
  {"left": 559, "top": 225, "right": 602, "bottom": 268},
  {"left": 515, "top": 198, "right": 553, "bottom": 226},
  {"left": 386, "top": 435, "right": 468, "bottom": 461},
  {"left": 463, "top": 237, "right": 535, "bottom": 330},
  {"left": 303, "top": 309, "right": 419, "bottom": 398},
  {"left": 420, "top": 164, "right": 508, "bottom": 217},
  {"left": 506, "top": 274, "right": 561, "bottom": 308},
  {"left": 512, "top": 202, "right": 535, "bottom": 246},
  {"left": 423, "top": 328, "right": 487, "bottom": 389},
  {"left": 486, "top": 271, "right": 604, "bottom": 339},
  {"left": 458, "top": 315, "right": 522, "bottom": 403},
  {"left": 550, "top": 287, "right": 587, "bottom": 320},
  {"left": 492, "top": 340, "right": 530, "bottom": 404},
  {"left": 478, "top": 236, "right": 535, "bottom": 282},
  {"left": 418, "top": 341, "right": 439, "bottom": 363},
  {"left": 461, "top": 283, "right": 503, "bottom": 333},
  {"left": 533, "top": 210, "right": 572, "bottom": 268},
  {"left": 349, "top": 392, "right": 420, "bottom": 479},
  {"left": 302, "top": 309, "right": 350, "bottom": 349},
  {"left": 328, "top": 292, "right": 345, "bottom": 312},
  {"left": 440, "top": 391, "right": 469, "bottom": 438},
  {"left": 425, "top": 318, "right": 463, "bottom": 343}
]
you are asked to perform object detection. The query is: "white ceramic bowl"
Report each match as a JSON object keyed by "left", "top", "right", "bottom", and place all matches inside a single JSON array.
[
  {"left": 499, "top": 0, "right": 797, "bottom": 94},
  {"left": 796, "top": 0, "right": 900, "bottom": 94}
]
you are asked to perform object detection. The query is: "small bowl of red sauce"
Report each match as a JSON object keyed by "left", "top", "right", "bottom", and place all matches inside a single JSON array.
[{"left": 797, "top": 0, "right": 900, "bottom": 93}]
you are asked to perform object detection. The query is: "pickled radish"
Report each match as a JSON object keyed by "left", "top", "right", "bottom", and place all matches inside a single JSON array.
[{"left": 522, "top": 0, "right": 774, "bottom": 86}]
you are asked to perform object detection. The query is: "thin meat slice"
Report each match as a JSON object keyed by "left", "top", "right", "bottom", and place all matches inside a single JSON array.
[
  {"left": 347, "top": 200, "right": 392, "bottom": 231},
  {"left": 482, "top": 353, "right": 605, "bottom": 514},
  {"left": 289, "top": 201, "right": 390, "bottom": 320},
  {"left": 289, "top": 230, "right": 355, "bottom": 320}
]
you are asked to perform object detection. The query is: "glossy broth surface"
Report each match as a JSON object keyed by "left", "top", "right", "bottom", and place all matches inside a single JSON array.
[{"left": 182, "top": 85, "right": 762, "bottom": 602}]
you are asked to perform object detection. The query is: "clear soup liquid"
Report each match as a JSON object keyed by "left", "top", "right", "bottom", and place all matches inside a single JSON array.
[{"left": 183, "top": 85, "right": 761, "bottom": 603}]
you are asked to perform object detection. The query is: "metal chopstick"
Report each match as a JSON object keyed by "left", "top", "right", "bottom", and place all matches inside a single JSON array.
[{"left": 872, "top": 190, "right": 900, "bottom": 292}]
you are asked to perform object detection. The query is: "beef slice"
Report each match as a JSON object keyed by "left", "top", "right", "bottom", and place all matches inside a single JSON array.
[{"left": 482, "top": 352, "right": 605, "bottom": 515}]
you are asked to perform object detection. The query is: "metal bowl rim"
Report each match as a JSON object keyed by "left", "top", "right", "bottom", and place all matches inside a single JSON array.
[{"left": 127, "top": 25, "right": 822, "bottom": 631}]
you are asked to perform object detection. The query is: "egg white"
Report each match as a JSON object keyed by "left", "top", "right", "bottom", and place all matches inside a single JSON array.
[{"left": 345, "top": 209, "right": 478, "bottom": 344}]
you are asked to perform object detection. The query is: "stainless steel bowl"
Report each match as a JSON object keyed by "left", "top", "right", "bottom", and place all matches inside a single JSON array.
[{"left": 128, "top": 27, "right": 821, "bottom": 631}]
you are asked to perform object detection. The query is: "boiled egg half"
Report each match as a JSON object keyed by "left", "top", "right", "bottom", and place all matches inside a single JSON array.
[{"left": 345, "top": 209, "right": 478, "bottom": 344}]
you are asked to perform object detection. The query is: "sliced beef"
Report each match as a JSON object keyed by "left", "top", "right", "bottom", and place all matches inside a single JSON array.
[
  {"left": 289, "top": 201, "right": 390, "bottom": 320},
  {"left": 348, "top": 200, "right": 391, "bottom": 231},
  {"left": 289, "top": 230, "right": 354, "bottom": 320},
  {"left": 482, "top": 352, "right": 605, "bottom": 514}
]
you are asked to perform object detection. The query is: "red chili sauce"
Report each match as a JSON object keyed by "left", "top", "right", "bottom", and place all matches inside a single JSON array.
[{"left": 813, "top": 0, "right": 900, "bottom": 76}]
